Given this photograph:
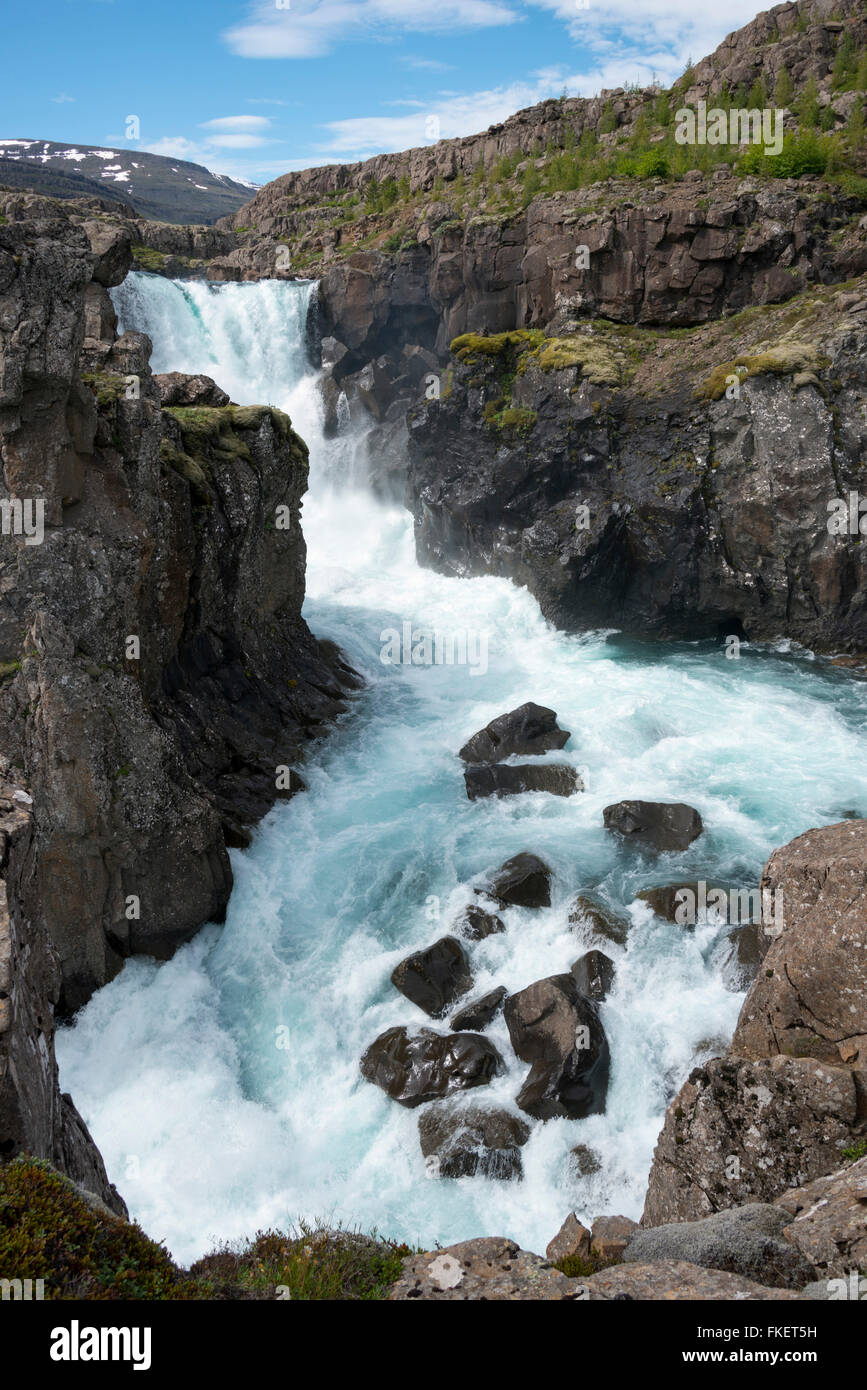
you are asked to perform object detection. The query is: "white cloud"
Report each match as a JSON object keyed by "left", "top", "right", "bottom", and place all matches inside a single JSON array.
[
  {"left": 400, "top": 57, "right": 455, "bottom": 72},
  {"left": 143, "top": 136, "right": 206, "bottom": 161},
  {"left": 51, "top": 93, "right": 76, "bottom": 104},
  {"left": 199, "top": 115, "right": 271, "bottom": 131},
  {"left": 206, "top": 132, "right": 274, "bottom": 148},
  {"left": 223, "top": 0, "right": 521, "bottom": 60}
]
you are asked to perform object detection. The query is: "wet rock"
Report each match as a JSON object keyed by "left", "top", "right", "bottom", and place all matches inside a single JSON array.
[
  {"left": 590, "top": 1214, "right": 638, "bottom": 1263},
  {"left": 359, "top": 1026, "right": 503, "bottom": 1108},
  {"left": 546, "top": 1213, "right": 592, "bottom": 1265},
  {"left": 464, "top": 763, "right": 582, "bottom": 800},
  {"left": 570, "top": 950, "right": 615, "bottom": 1002},
  {"left": 637, "top": 881, "right": 715, "bottom": 922},
  {"left": 624, "top": 1205, "right": 816, "bottom": 1289},
  {"left": 391, "top": 936, "right": 473, "bottom": 1017},
  {"left": 568, "top": 894, "right": 630, "bottom": 946},
  {"left": 569, "top": 1144, "right": 602, "bottom": 1178},
  {"left": 719, "top": 922, "right": 768, "bottom": 991},
  {"left": 458, "top": 702, "right": 570, "bottom": 764},
  {"left": 484, "top": 853, "right": 552, "bottom": 909},
  {"left": 582, "top": 1260, "right": 805, "bottom": 1301},
  {"left": 450, "top": 986, "right": 507, "bottom": 1032},
  {"left": 504, "top": 973, "right": 609, "bottom": 1120},
  {"left": 452, "top": 904, "right": 505, "bottom": 941},
  {"left": 604, "top": 801, "right": 703, "bottom": 852},
  {"left": 418, "top": 1105, "right": 530, "bottom": 1180},
  {"left": 388, "top": 1237, "right": 582, "bottom": 1300}
]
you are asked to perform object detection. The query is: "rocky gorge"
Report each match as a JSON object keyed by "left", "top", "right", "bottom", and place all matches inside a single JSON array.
[{"left": 2, "top": 0, "right": 867, "bottom": 1303}]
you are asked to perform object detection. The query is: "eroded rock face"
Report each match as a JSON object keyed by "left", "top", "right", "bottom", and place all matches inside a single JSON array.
[
  {"left": 604, "top": 801, "right": 704, "bottom": 852},
  {"left": 732, "top": 821, "right": 867, "bottom": 1064},
  {"left": 359, "top": 1026, "right": 503, "bottom": 1107},
  {"left": 464, "top": 763, "right": 582, "bottom": 800},
  {"left": 418, "top": 1105, "right": 530, "bottom": 1180},
  {"left": 484, "top": 853, "right": 552, "bottom": 909},
  {"left": 458, "top": 702, "right": 569, "bottom": 763},
  {"left": 390, "top": 937, "right": 473, "bottom": 1017},
  {"left": 0, "top": 199, "right": 358, "bottom": 1014},
  {"left": 775, "top": 1155, "right": 867, "bottom": 1281},
  {"left": 624, "top": 1204, "right": 816, "bottom": 1290},
  {"left": 504, "top": 973, "right": 610, "bottom": 1120},
  {"left": 642, "top": 1054, "right": 859, "bottom": 1226}
]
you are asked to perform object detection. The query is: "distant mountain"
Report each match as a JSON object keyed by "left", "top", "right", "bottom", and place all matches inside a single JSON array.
[{"left": 0, "top": 139, "right": 258, "bottom": 224}]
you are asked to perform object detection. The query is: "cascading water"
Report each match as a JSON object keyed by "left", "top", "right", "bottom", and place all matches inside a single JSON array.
[{"left": 57, "top": 271, "right": 867, "bottom": 1265}]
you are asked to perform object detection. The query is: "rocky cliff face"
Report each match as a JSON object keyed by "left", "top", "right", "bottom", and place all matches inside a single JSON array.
[
  {"left": 643, "top": 820, "right": 867, "bottom": 1225},
  {"left": 405, "top": 266, "right": 867, "bottom": 648},
  {"left": 0, "top": 191, "right": 356, "bottom": 1196}
]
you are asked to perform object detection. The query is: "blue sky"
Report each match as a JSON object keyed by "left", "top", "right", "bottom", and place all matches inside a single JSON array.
[{"left": 0, "top": 0, "right": 765, "bottom": 183}]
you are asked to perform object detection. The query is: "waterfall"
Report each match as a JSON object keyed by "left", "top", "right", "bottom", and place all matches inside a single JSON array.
[{"left": 57, "top": 272, "right": 867, "bottom": 1265}]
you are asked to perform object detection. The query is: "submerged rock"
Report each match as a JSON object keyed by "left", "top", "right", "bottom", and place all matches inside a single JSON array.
[
  {"left": 390, "top": 937, "right": 473, "bottom": 1017},
  {"left": 604, "top": 801, "right": 703, "bottom": 852},
  {"left": 504, "top": 973, "right": 609, "bottom": 1120},
  {"left": 418, "top": 1105, "right": 531, "bottom": 1180},
  {"left": 484, "top": 853, "right": 552, "bottom": 909},
  {"left": 568, "top": 894, "right": 630, "bottom": 946},
  {"left": 360, "top": 1026, "right": 503, "bottom": 1108},
  {"left": 464, "top": 763, "right": 582, "bottom": 800},
  {"left": 570, "top": 950, "right": 615, "bottom": 1002},
  {"left": 458, "top": 703, "right": 570, "bottom": 764},
  {"left": 450, "top": 986, "right": 507, "bottom": 1032},
  {"left": 453, "top": 904, "right": 505, "bottom": 941}
]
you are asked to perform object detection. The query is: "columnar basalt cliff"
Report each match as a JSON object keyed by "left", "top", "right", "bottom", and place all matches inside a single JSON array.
[{"left": 0, "top": 192, "right": 357, "bottom": 1196}]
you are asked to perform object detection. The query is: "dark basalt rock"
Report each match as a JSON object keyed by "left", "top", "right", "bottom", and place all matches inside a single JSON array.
[
  {"left": 453, "top": 904, "right": 505, "bottom": 941},
  {"left": 391, "top": 937, "right": 473, "bottom": 1017},
  {"left": 483, "top": 853, "right": 552, "bottom": 909},
  {"left": 570, "top": 950, "right": 615, "bottom": 1002},
  {"left": 637, "top": 881, "right": 716, "bottom": 923},
  {"left": 450, "top": 986, "right": 508, "bottom": 1032},
  {"left": 458, "top": 702, "right": 570, "bottom": 764},
  {"left": 464, "top": 763, "right": 582, "bottom": 801},
  {"left": 504, "top": 973, "right": 610, "bottom": 1121},
  {"left": 604, "top": 801, "right": 703, "bottom": 852},
  {"left": 419, "top": 1105, "right": 531, "bottom": 1180},
  {"left": 568, "top": 894, "right": 630, "bottom": 946},
  {"left": 719, "top": 922, "right": 769, "bottom": 992},
  {"left": 360, "top": 1026, "right": 503, "bottom": 1108}
]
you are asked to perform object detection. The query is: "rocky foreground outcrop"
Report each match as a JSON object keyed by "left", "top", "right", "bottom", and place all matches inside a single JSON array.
[
  {"left": 0, "top": 193, "right": 356, "bottom": 1192},
  {"left": 643, "top": 820, "right": 867, "bottom": 1225}
]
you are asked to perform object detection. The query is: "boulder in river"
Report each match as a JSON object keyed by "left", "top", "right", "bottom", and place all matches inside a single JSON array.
[
  {"left": 570, "top": 950, "right": 615, "bottom": 1002},
  {"left": 453, "top": 904, "right": 505, "bottom": 941},
  {"left": 483, "top": 852, "right": 552, "bottom": 909},
  {"left": 391, "top": 936, "right": 473, "bottom": 1016},
  {"left": 360, "top": 1026, "right": 503, "bottom": 1107},
  {"left": 419, "top": 1104, "right": 531, "bottom": 1180},
  {"left": 450, "top": 986, "right": 508, "bottom": 1032},
  {"left": 464, "top": 763, "right": 582, "bottom": 800},
  {"left": 459, "top": 703, "right": 570, "bottom": 764},
  {"left": 719, "top": 922, "right": 769, "bottom": 991},
  {"left": 637, "top": 880, "right": 730, "bottom": 924},
  {"left": 568, "top": 894, "right": 630, "bottom": 947},
  {"left": 504, "top": 973, "right": 610, "bottom": 1120},
  {"left": 603, "top": 801, "right": 703, "bottom": 852}
]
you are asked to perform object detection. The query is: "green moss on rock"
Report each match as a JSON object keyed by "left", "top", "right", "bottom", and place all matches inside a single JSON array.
[
  {"left": 450, "top": 329, "right": 545, "bottom": 364},
  {"left": 697, "top": 342, "right": 827, "bottom": 400},
  {"left": 131, "top": 244, "right": 168, "bottom": 272}
]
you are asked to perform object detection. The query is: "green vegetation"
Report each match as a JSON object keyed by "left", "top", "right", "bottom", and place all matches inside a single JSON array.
[
  {"left": 842, "top": 1139, "right": 867, "bottom": 1162},
  {"left": 192, "top": 1225, "right": 413, "bottom": 1300},
  {"left": 0, "top": 1159, "right": 412, "bottom": 1301},
  {"left": 130, "top": 243, "right": 168, "bottom": 271},
  {"left": 451, "top": 329, "right": 545, "bottom": 364},
  {"left": 80, "top": 371, "right": 127, "bottom": 407},
  {"left": 0, "top": 659, "right": 21, "bottom": 682},
  {"left": 696, "top": 343, "right": 826, "bottom": 400}
]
